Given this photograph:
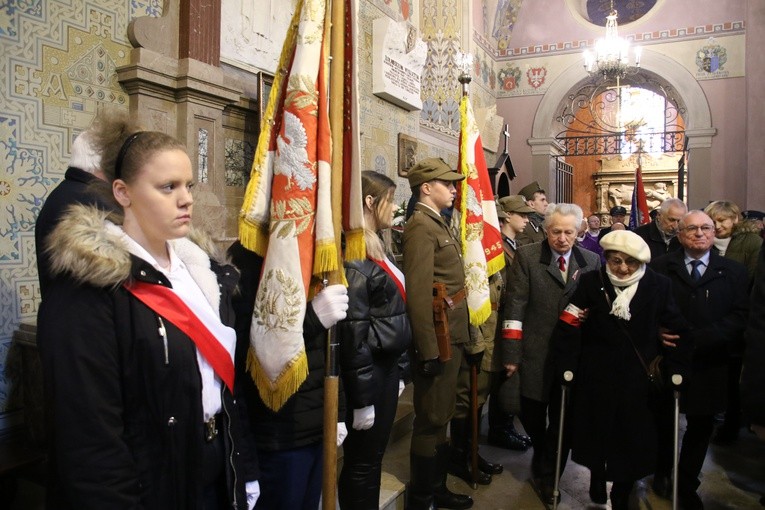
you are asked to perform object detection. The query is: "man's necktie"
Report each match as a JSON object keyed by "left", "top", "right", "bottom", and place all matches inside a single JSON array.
[
  {"left": 690, "top": 259, "right": 703, "bottom": 281},
  {"left": 558, "top": 255, "right": 566, "bottom": 272}
]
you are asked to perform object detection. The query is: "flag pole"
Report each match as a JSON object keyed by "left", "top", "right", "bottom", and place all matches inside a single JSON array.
[{"left": 322, "top": 0, "right": 345, "bottom": 507}]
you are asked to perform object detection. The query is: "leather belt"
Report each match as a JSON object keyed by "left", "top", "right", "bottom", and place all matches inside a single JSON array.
[
  {"left": 442, "top": 288, "right": 466, "bottom": 309},
  {"left": 491, "top": 302, "right": 499, "bottom": 311}
]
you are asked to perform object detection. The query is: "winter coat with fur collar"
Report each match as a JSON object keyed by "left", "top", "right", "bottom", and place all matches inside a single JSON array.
[{"left": 37, "top": 204, "right": 258, "bottom": 509}]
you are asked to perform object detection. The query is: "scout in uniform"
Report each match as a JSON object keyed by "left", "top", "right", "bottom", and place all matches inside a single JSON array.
[{"left": 515, "top": 181, "right": 548, "bottom": 246}]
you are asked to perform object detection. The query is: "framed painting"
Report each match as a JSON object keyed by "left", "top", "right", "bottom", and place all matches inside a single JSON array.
[{"left": 398, "top": 133, "right": 418, "bottom": 177}]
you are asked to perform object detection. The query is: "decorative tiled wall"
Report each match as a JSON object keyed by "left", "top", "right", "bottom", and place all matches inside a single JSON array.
[{"left": 0, "top": 0, "right": 160, "bottom": 420}]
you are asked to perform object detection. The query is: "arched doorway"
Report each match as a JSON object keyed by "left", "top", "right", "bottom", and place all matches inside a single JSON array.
[{"left": 528, "top": 49, "right": 716, "bottom": 209}]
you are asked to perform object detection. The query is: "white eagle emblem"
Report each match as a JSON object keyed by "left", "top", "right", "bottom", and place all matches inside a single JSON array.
[{"left": 274, "top": 111, "right": 316, "bottom": 190}]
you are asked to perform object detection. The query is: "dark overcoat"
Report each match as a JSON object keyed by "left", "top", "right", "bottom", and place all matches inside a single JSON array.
[
  {"left": 38, "top": 205, "right": 258, "bottom": 509},
  {"left": 553, "top": 267, "right": 689, "bottom": 481},
  {"left": 502, "top": 242, "right": 600, "bottom": 402},
  {"left": 651, "top": 250, "right": 749, "bottom": 414}
]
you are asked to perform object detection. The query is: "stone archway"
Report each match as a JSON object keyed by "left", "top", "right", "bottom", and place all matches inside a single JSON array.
[{"left": 528, "top": 49, "right": 716, "bottom": 208}]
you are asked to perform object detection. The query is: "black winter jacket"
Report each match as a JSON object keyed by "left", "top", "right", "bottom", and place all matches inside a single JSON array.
[
  {"left": 651, "top": 250, "right": 749, "bottom": 414},
  {"left": 337, "top": 258, "right": 411, "bottom": 408},
  {"left": 228, "top": 242, "right": 346, "bottom": 451},
  {"left": 37, "top": 205, "right": 258, "bottom": 509}
]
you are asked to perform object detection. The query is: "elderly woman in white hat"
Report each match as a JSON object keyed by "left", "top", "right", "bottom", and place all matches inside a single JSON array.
[{"left": 552, "top": 230, "right": 690, "bottom": 510}]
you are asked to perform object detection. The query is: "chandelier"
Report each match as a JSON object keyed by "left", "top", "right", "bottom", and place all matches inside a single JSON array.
[{"left": 583, "top": 1, "right": 641, "bottom": 81}]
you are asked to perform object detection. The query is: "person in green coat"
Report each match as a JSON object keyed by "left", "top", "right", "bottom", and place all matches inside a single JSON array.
[{"left": 703, "top": 200, "right": 763, "bottom": 445}]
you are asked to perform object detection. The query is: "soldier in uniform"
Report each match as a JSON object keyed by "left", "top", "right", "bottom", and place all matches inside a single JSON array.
[
  {"left": 515, "top": 181, "right": 548, "bottom": 246},
  {"left": 485, "top": 195, "right": 535, "bottom": 452},
  {"left": 403, "top": 157, "right": 481, "bottom": 510}
]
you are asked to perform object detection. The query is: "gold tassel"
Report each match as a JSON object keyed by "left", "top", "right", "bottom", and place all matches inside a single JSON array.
[
  {"left": 247, "top": 348, "right": 309, "bottom": 412},
  {"left": 343, "top": 228, "right": 366, "bottom": 262}
]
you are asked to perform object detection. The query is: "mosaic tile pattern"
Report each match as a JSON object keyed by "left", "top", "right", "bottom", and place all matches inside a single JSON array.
[{"left": 0, "top": 0, "right": 160, "bottom": 414}]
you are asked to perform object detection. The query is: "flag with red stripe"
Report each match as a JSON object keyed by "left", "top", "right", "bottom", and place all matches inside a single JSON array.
[{"left": 455, "top": 94, "right": 505, "bottom": 327}]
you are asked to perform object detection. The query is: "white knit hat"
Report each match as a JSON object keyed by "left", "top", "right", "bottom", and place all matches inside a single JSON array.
[{"left": 600, "top": 230, "right": 651, "bottom": 263}]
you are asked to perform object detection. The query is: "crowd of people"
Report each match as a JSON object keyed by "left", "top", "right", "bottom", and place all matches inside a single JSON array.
[{"left": 33, "top": 108, "right": 765, "bottom": 510}]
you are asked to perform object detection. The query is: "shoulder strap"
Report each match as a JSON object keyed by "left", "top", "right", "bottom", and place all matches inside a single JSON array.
[
  {"left": 597, "top": 271, "right": 652, "bottom": 377},
  {"left": 124, "top": 280, "right": 235, "bottom": 392}
]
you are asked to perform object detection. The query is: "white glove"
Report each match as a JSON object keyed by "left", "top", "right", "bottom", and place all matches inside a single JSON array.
[
  {"left": 337, "top": 422, "right": 348, "bottom": 446},
  {"left": 311, "top": 284, "right": 349, "bottom": 329},
  {"left": 398, "top": 379, "right": 406, "bottom": 397},
  {"left": 246, "top": 480, "right": 260, "bottom": 510},
  {"left": 352, "top": 405, "right": 375, "bottom": 430}
]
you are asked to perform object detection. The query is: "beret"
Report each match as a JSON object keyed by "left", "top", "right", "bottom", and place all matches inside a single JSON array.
[
  {"left": 610, "top": 206, "right": 628, "bottom": 216},
  {"left": 600, "top": 230, "right": 651, "bottom": 263}
]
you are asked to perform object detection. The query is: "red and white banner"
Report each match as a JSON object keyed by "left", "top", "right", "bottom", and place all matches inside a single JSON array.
[{"left": 455, "top": 95, "right": 505, "bottom": 327}]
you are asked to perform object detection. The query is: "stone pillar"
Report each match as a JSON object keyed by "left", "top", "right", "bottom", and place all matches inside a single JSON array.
[
  {"left": 528, "top": 137, "right": 564, "bottom": 201},
  {"left": 746, "top": 0, "right": 765, "bottom": 207},
  {"left": 118, "top": 0, "right": 248, "bottom": 240}
]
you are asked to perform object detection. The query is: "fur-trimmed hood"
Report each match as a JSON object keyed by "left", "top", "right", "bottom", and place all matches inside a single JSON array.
[{"left": 46, "top": 203, "right": 227, "bottom": 310}]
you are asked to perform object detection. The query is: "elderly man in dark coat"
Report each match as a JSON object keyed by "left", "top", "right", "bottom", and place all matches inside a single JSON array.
[
  {"left": 651, "top": 210, "right": 749, "bottom": 510},
  {"left": 634, "top": 198, "right": 687, "bottom": 260},
  {"left": 501, "top": 202, "right": 601, "bottom": 505}
]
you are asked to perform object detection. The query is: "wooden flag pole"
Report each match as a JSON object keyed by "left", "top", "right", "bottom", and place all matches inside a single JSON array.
[{"left": 322, "top": 0, "right": 345, "bottom": 507}]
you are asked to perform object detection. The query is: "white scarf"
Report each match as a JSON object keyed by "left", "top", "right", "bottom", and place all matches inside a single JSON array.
[{"left": 605, "top": 264, "right": 646, "bottom": 321}]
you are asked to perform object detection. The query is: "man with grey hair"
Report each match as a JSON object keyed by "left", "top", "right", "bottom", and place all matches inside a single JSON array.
[
  {"left": 501, "top": 202, "right": 601, "bottom": 505},
  {"left": 634, "top": 198, "right": 688, "bottom": 260},
  {"left": 35, "top": 129, "right": 114, "bottom": 297}
]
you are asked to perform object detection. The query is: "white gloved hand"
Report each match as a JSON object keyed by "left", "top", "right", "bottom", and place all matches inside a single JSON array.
[
  {"left": 246, "top": 480, "right": 260, "bottom": 510},
  {"left": 337, "top": 422, "right": 348, "bottom": 446},
  {"left": 311, "top": 284, "right": 349, "bottom": 329},
  {"left": 398, "top": 379, "right": 406, "bottom": 397},
  {"left": 352, "top": 405, "right": 375, "bottom": 430}
]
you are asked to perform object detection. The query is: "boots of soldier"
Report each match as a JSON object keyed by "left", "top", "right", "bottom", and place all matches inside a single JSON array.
[
  {"left": 435, "top": 443, "right": 474, "bottom": 509},
  {"left": 407, "top": 452, "right": 436, "bottom": 510},
  {"left": 447, "top": 418, "right": 491, "bottom": 486},
  {"left": 474, "top": 405, "right": 503, "bottom": 475}
]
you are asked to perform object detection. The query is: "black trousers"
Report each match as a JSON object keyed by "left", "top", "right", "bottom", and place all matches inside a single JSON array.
[
  {"left": 655, "top": 396, "right": 715, "bottom": 491},
  {"left": 338, "top": 357, "right": 400, "bottom": 510},
  {"left": 519, "top": 383, "right": 570, "bottom": 483}
]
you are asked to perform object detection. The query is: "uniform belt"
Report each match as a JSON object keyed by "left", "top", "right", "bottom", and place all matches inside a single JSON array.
[
  {"left": 491, "top": 302, "right": 499, "bottom": 311},
  {"left": 204, "top": 413, "right": 223, "bottom": 443},
  {"left": 443, "top": 288, "right": 466, "bottom": 309}
]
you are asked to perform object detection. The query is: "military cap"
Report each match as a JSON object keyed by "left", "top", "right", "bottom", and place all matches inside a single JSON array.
[
  {"left": 518, "top": 181, "right": 545, "bottom": 201},
  {"left": 610, "top": 206, "right": 628, "bottom": 216},
  {"left": 496, "top": 203, "right": 508, "bottom": 219},
  {"left": 743, "top": 210, "right": 765, "bottom": 221},
  {"left": 499, "top": 195, "right": 535, "bottom": 214},
  {"left": 407, "top": 157, "right": 464, "bottom": 188}
]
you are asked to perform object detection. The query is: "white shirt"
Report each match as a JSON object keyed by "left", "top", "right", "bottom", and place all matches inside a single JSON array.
[{"left": 684, "top": 251, "right": 711, "bottom": 279}]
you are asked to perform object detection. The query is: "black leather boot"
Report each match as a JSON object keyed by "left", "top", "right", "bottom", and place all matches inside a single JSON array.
[
  {"left": 447, "top": 418, "right": 491, "bottom": 486},
  {"left": 435, "top": 443, "right": 474, "bottom": 509},
  {"left": 474, "top": 405, "right": 503, "bottom": 475},
  {"left": 407, "top": 452, "right": 436, "bottom": 510}
]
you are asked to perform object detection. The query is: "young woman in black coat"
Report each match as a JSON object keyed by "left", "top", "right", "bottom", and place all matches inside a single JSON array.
[
  {"left": 336, "top": 171, "right": 412, "bottom": 509},
  {"left": 553, "top": 230, "right": 689, "bottom": 510},
  {"left": 37, "top": 110, "right": 259, "bottom": 509}
]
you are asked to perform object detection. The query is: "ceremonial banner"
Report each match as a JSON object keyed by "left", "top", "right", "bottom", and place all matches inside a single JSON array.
[
  {"left": 629, "top": 164, "right": 651, "bottom": 229},
  {"left": 238, "top": 0, "right": 336, "bottom": 411},
  {"left": 455, "top": 95, "right": 505, "bottom": 327}
]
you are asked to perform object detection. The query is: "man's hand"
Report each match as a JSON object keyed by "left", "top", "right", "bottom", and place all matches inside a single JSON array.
[
  {"left": 419, "top": 358, "right": 443, "bottom": 377},
  {"left": 660, "top": 327, "right": 680, "bottom": 348},
  {"left": 504, "top": 363, "right": 519, "bottom": 378},
  {"left": 465, "top": 350, "right": 484, "bottom": 367}
]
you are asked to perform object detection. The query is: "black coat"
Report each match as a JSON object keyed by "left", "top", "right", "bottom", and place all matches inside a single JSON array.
[
  {"left": 337, "top": 258, "right": 411, "bottom": 408},
  {"left": 37, "top": 206, "right": 258, "bottom": 509},
  {"left": 34, "top": 167, "right": 115, "bottom": 297},
  {"left": 553, "top": 267, "right": 689, "bottom": 481},
  {"left": 651, "top": 250, "right": 749, "bottom": 414},
  {"left": 634, "top": 221, "right": 682, "bottom": 261},
  {"left": 228, "top": 242, "right": 346, "bottom": 451},
  {"left": 742, "top": 244, "right": 765, "bottom": 426}
]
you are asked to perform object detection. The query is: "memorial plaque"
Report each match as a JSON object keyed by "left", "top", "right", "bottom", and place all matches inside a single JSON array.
[{"left": 372, "top": 17, "right": 426, "bottom": 111}]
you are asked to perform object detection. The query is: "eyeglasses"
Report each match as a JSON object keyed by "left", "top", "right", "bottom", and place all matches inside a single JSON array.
[{"left": 680, "top": 225, "right": 715, "bottom": 234}]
